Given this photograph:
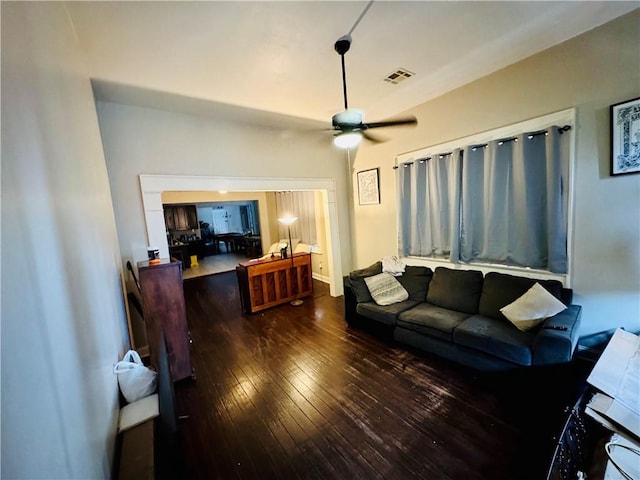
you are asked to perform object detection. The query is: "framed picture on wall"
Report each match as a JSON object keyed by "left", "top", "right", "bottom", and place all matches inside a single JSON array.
[
  {"left": 357, "top": 168, "right": 380, "bottom": 205},
  {"left": 611, "top": 96, "right": 640, "bottom": 176}
]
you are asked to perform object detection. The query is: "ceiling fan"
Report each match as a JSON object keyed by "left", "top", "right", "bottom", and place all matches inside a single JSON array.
[{"left": 331, "top": 34, "right": 418, "bottom": 149}]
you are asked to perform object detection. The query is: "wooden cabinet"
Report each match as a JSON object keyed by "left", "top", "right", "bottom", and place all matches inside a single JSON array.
[
  {"left": 137, "top": 259, "right": 193, "bottom": 382},
  {"left": 163, "top": 205, "right": 198, "bottom": 231},
  {"left": 236, "top": 253, "right": 312, "bottom": 314}
]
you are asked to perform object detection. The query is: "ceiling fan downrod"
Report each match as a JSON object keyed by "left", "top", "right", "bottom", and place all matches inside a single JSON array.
[{"left": 334, "top": 35, "right": 352, "bottom": 111}]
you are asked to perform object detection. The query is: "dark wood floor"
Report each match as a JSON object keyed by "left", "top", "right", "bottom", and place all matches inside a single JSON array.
[{"left": 174, "top": 272, "right": 591, "bottom": 480}]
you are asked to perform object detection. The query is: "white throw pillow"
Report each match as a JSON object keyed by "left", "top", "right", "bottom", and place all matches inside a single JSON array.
[
  {"left": 500, "top": 282, "right": 567, "bottom": 332},
  {"left": 364, "top": 272, "right": 409, "bottom": 306}
]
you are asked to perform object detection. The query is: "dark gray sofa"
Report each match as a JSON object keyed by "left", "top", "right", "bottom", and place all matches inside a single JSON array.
[{"left": 344, "top": 263, "right": 582, "bottom": 371}]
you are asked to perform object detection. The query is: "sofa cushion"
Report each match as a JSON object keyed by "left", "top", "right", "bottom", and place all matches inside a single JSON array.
[
  {"left": 348, "top": 261, "right": 383, "bottom": 303},
  {"left": 356, "top": 300, "right": 420, "bottom": 326},
  {"left": 398, "top": 303, "right": 471, "bottom": 341},
  {"left": 396, "top": 266, "right": 433, "bottom": 302},
  {"left": 501, "top": 283, "right": 567, "bottom": 332},
  {"left": 453, "top": 315, "right": 533, "bottom": 366},
  {"left": 478, "top": 272, "right": 564, "bottom": 321},
  {"left": 426, "top": 267, "right": 484, "bottom": 314},
  {"left": 364, "top": 273, "right": 409, "bottom": 306}
]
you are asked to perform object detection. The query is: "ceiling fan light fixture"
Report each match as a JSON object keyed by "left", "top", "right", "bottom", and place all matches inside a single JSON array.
[
  {"left": 334, "top": 131, "right": 362, "bottom": 149},
  {"left": 328, "top": 14, "right": 418, "bottom": 148}
]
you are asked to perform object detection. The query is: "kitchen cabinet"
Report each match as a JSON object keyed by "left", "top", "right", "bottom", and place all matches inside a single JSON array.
[
  {"left": 187, "top": 240, "right": 203, "bottom": 259},
  {"left": 175, "top": 207, "right": 189, "bottom": 230},
  {"left": 163, "top": 205, "right": 198, "bottom": 231},
  {"left": 164, "top": 208, "right": 175, "bottom": 231}
]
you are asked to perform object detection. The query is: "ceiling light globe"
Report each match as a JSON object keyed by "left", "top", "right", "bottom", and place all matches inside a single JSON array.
[{"left": 334, "top": 132, "right": 362, "bottom": 149}]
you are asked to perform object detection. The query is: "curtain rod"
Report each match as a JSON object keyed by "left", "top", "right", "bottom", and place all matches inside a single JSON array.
[{"left": 393, "top": 125, "right": 572, "bottom": 169}]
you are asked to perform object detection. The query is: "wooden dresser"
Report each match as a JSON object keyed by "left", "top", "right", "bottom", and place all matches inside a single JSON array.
[
  {"left": 236, "top": 253, "right": 312, "bottom": 314},
  {"left": 137, "top": 259, "right": 193, "bottom": 382}
]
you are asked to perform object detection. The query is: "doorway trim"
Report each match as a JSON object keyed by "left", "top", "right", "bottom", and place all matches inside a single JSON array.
[{"left": 139, "top": 174, "right": 343, "bottom": 296}]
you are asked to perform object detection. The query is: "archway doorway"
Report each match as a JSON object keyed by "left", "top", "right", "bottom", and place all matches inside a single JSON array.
[{"left": 139, "top": 174, "right": 344, "bottom": 297}]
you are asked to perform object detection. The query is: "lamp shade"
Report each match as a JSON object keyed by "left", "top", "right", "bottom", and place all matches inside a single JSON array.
[
  {"left": 278, "top": 216, "right": 298, "bottom": 226},
  {"left": 334, "top": 131, "right": 362, "bottom": 149}
]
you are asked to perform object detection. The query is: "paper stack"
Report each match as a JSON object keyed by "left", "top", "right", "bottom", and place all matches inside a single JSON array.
[
  {"left": 586, "top": 329, "right": 640, "bottom": 439},
  {"left": 586, "top": 328, "right": 640, "bottom": 478}
]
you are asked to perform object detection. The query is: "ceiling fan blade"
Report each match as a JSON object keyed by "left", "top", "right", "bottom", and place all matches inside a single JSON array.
[
  {"left": 362, "top": 130, "right": 386, "bottom": 144},
  {"left": 363, "top": 116, "right": 418, "bottom": 130}
]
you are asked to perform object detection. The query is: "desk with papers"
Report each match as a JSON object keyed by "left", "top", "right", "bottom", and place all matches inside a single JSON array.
[
  {"left": 585, "top": 328, "right": 639, "bottom": 479},
  {"left": 546, "top": 329, "right": 639, "bottom": 480}
]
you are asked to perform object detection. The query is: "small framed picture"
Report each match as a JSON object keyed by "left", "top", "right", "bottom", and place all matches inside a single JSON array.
[
  {"left": 357, "top": 168, "right": 380, "bottom": 205},
  {"left": 611, "top": 97, "right": 640, "bottom": 176}
]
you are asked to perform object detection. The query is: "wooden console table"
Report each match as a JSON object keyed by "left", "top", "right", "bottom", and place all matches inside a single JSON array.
[{"left": 236, "top": 253, "right": 312, "bottom": 314}]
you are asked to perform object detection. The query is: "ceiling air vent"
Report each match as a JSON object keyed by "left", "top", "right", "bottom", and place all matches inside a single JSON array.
[{"left": 384, "top": 68, "right": 414, "bottom": 85}]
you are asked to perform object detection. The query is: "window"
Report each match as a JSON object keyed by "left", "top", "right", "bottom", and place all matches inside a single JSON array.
[{"left": 396, "top": 111, "right": 573, "bottom": 275}]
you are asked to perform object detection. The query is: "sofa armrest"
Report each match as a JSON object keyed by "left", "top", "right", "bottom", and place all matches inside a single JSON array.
[
  {"left": 344, "top": 277, "right": 359, "bottom": 323},
  {"left": 532, "top": 305, "right": 582, "bottom": 365},
  {"left": 344, "top": 276, "right": 372, "bottom": 325}
]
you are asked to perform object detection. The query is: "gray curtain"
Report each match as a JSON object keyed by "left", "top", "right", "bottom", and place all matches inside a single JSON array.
[
  {"left": 460, "top": 127, "right": 569, "bottom": 272},
  {"left": 398, "top": 149, "right": 462, "bottom": 261},
  {"left": 276, "top": 191, "right": 317, "bottom": 244}
]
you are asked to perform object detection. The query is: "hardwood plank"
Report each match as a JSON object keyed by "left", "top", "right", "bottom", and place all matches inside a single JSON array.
[{"left": 176, "top": 272, "right": 589, "bottom": 479}]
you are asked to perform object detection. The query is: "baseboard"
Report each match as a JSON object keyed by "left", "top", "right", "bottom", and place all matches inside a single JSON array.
[{"left": 312, "top": 272, "right": 330, "bottom": 284}]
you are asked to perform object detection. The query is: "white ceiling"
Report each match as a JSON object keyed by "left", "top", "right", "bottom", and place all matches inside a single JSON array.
[{"left": 66, "top": 1, "right": 638, "bottom": 128}]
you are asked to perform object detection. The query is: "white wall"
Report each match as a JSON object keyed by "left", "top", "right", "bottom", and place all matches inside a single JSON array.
[
  {"left": 96, "top": 100, "right": 352, "bottom": 282},
  {"left": 351, "top": 10, "right": 640, "bottom": 338},
  {"left": 1, "top": 3, "right": 129, "bottom": 478}
]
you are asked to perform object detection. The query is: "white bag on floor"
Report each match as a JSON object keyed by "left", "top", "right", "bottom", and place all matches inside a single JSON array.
[{"left": 113, "top": 350, "right": 157, "bottom": 403}]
